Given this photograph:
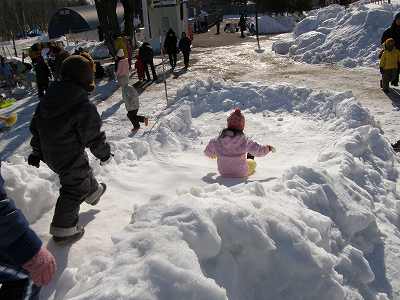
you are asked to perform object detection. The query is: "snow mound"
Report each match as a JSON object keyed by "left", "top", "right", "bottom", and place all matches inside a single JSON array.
[
  {"left": 257, "top": 15, "right": 295, "bottom": 34},
  {"left": 59, "top": 80, "right": 398, "bottom": 299},
  {"left": 2, "top": 156, "right": 58, "bottom": 223},
  {"left": 90, "top": 42, "right": 110, "bottom": 59},
  {"left": 273, "top": 3, "right": 397, "bottom": 67}
]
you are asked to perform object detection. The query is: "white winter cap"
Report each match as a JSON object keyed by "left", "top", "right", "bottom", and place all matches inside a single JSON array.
[{"left": 116, "top": 49, "right": 125, "bottom": 58}]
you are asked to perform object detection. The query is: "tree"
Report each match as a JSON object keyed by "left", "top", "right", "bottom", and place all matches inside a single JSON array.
[
  {"left": 0, "top": 0, "right": 88, "bottom": 41},
  {"left": 121, "top": 0, "right": 135, "bottom": 38},
  {"left": 94, "top": 0, "right": 120, "bottom": 55}
]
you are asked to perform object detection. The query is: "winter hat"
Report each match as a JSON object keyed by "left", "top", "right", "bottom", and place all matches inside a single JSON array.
[
  {"left": 61, "top": 55, "right": 95, "bottom": 92},
  {"left": 116, "top": 49, "right": 125, "bottom": 58},
  {"left": 385, "top": 38, "right": 395, "bottom": 48},
  {"left": 227, "top": 108, "right": 245, "bottom": 131}
]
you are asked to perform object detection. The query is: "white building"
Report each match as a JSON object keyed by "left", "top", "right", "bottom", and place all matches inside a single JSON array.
[{"left": 141, "top": 0, "right": 189, "bottom": 52}]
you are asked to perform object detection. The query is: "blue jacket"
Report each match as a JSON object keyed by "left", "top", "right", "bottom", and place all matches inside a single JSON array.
[
  {"left": 0, "top": 173, "right": 42, "bottom": 266},
  {"left": 0, "top": 63, "right": 13, "bottom": 78}
]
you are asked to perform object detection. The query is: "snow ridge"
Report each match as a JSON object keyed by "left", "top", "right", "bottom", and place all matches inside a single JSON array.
[
  {"left": 273, "top": 2, "right": 400, "bottom": 67},
  {"left": 56, "top": 80, "right": 398, "bottom": 300}
]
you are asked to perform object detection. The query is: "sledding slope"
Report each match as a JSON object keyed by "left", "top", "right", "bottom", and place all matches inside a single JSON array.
[
  {"left": 272, "top": 2, "right": 399, "bottom": 67},
  {"left": 7, "top": 80, "right": 395, "bottom": 299}
]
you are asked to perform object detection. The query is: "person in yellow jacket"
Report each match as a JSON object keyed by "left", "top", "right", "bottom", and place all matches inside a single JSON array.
[{"left": 380, "top": 38, "right": 400, "bottom": 93}]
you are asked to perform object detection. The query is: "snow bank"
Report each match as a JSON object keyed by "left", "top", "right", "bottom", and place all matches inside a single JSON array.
[
  {"left": 90, "top": 42, "right": 110, "bottom": 59},
  {"left": 272, "top": 3, "right": 398, "bottom": 67},
  {"left": 1, "top": 156, "right": 59, "bottom": 223},
  {"left": 254, "top": 15, "right": 295, "bottom": 34},
  {"left": 60, "top": 80, "right": 398, "bottom": 299}
]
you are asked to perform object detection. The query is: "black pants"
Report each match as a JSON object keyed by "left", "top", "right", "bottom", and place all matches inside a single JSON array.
[
  {"left": 168, "top": 52, "right": 177, "bottom": 68},
  {"left": 0, "top": 264, "right": 40, "bottom": 300},
  {"left": 51, "top": 155, "right": 99, "bottom": 229},
  {"left": 144, "top": 61, "right": 157, "bottom": 81},
  {"left": 127, "top": 110, "right": 146, "bottom": 129},
  {"left": 393, "top": 65, "right": 400, "bottom": 85},
  {"left": 37, "top": 80, "right": 49, "bottom": 97},
  {"left": 183, "top": 52, "right": 190, "bottom": 68}
]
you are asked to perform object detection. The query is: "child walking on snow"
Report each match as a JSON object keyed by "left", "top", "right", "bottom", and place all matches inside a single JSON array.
[
  {"left": 124, "top": 81, "right": 149, "bottom": 133},
  {"left": 380, "top": 38, "right": 400, "bottom": 93},
  {"left": 204, "top": 109, "right": 275, "bottom": 178},
  {"left": 29, "top": 55, "right": 111, "bottom": 244}
]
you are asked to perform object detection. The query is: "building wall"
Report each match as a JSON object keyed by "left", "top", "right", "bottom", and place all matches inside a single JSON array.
[{"left": 142, "top": 0, "right": 188, "bottom": 53}]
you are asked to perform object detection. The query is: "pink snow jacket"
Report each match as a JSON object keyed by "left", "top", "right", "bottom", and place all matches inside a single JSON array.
[
  {"left": 204, "top": 131, "right": 270, "bottom": 178},
  {"left": 116, "top": 58, "right": 129, "bottom": 78}
]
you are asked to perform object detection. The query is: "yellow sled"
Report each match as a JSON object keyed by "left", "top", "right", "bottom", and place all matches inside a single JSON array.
[{"left": 0, "top": 113, "right": 17, "bottom": 127}]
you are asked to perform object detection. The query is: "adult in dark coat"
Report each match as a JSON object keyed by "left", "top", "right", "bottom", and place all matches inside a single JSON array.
[
  {"left": 179, "top": 32, "right": 192, "bottom": 69},
  {"left": 239, "top": 14, "right": 247, "bottom": 38},
  {"left": 164, "top": 29, "right": 178, "bottom": 69},
  {"left": 139, "top": 42, "right": 158, "bottom": 81},
  {"left": 381, "top": 12, "right": 400, "bottom": 85},
  {"left": 49, "top": 46, "right": 70, "bottom": 81},
  {"left": 29, "top": 55, "right": 111, "bottom": 243},
  {"left": 0, "top": 171, "right": 56, "bottom": 299},
  {"left": 33, "top": 56, "right": 51, "bottom": 97}
]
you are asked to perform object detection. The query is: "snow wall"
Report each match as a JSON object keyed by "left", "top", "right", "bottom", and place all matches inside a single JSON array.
[
  {"left": 272, "top": 2, "right": 399, "bottom": 67},
  {"left": 5, "top": 80, "right": 397, "bottom": 299}
]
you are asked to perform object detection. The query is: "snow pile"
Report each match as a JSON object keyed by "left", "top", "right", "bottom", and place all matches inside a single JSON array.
[
  {"left": 252, "top": 15, "right": 295, "bottom": 34},
  {"left": 90, "top": 42, "right": 110, "bottom": 59},
  {"left": 1, "top": 156, "right": 59, "bottom": 223},
  {"left": 58, "top": 80, "right": 397, "bottom": 300},
  {"left": 272, "top": 3, "right": 397, "bottom": 67}
]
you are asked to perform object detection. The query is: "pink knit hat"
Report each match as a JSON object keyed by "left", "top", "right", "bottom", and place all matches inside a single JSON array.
[{"left": 227, "top": 108, "right": 245, "bottom": 131}]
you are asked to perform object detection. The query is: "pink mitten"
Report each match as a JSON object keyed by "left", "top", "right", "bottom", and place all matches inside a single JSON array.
[{"left": 23, "top": 247, "right": 57, "bottom": 286}]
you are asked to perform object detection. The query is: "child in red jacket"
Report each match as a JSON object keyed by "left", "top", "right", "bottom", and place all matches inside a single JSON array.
[{"left": 135, "top": 54, "right": 145, "bottom": 81}]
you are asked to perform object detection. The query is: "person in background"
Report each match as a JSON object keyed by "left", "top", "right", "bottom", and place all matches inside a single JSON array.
[
  {"left": 0, "top": 167, "right": 56, "bottom": 299},
  {"left": 115, "top": 49, "right": 130, "bottom": 99},
  {"left": 124, "top": 81, "right": 148, "bottom": 133},
  {"left": 379, "top": 38, "right": 400, "bottom": 93},
  {"left": 48, "top": 45, "right": 70, "bottom": 81},
  {"left": 135, "top": 52, "right": 145, "bottom": 82},
  {"left": 127, "top": 37, "right": 133, "bottom": 70},
  {"left": 216, "top": 15, "right": 223, "bottom": 35},
  {"left": 164, "top": 29, "right": 178, "bottom": 70},
  {"left": 179, "top": 32, "right": 192, "bottom": 69},
  {"left": 0, "top": 57, "right": 15, "bottom": 89},
  {"left": 139, "top": 42, "right": 158, "bottom": 81},
  {"left": 239, "top": 14, "right": 247, "bottom": 38},
  {"left": 33, "top": 56, "right": 51, "bottom": 98},
  {"left": 381, "top": 12, "right": 400, "bottom": 86}
]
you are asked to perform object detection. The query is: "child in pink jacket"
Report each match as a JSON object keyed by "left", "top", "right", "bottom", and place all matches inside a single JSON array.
[{"left": 204, "top": 109, "right": 274, "bottom": 178}]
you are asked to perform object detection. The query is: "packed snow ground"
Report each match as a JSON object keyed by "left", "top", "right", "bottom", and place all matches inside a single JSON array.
[
  {"left": 2, "top": 13, "right": 400, "bottom": 299},
  {"left": 272, "top": 2, "right": 400, "bottom": 67},
  {"left": 4, "top": 79, "right": 399, "bottom": 300}
]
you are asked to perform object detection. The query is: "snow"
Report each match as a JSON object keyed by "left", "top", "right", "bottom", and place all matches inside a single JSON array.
[
  {"left": 90, "top": 42, "right": 110, "bottom": 59},
  {"left": 272, "top": 2, "right": 399, "bottom": 67},
  {"left": 1, "top": 27, "right": 400, "bottom": 300},
  {"left": 47, "top": 80, "right": 396, "bottom": 299},
  {"left": 2, "top": 78, "right": 395, "bottom": 299},
  {"left": 253, "top": 15, "right": 295, "bottom": 34}
]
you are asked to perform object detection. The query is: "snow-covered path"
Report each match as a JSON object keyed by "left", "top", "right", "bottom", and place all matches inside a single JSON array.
[{"left": 1, "top": 27, "right": 400, "bottom": 299}]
